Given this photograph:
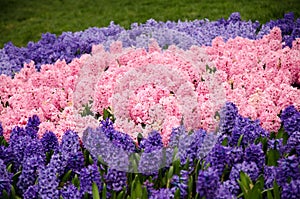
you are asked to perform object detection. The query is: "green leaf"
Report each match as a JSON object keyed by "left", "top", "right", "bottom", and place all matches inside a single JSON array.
[
  {"left": 92, "top": 182, "right": 100, "bottom": 199},
  {"left": 72, "top": 174, "right": 80, "bottom": 188},
  {"left": 174, "top": 188, "right": 180, "bottom": 199},
  {"left": 2, "top": 190, "right": 9, "bottom": 199},
  {"left": 6, "top": 164, "right": 12, "bottom": 173},
  {"left": 188, "top": 175, "right": 193, "bottom": 198},
  {"left": 62, "top": 169, "right": 72, "bottom": 183},
  {"left": 267, "top": 149, "right": 280, "bottom": 166},
  {"left": 168, "top": 166, "right": 174, "bottom": 180},
  {"left": 267, "top": 190, "right": 274, "bottom": 199},
  {"left": 10, "top": 185, "right": 16, "bottom": 199},
  {"left": 12, "top": 171, "right": 22, "bottom": 185},
  {"left": 237, "top": 134, "right": 244, "bottom": 147},
  {"left": 273, "top": 180, "right": 280, "bottom": 199},
  {"left": 117, "top": 191, "right": 124, "bottom": 199},
  {"left": 102, "top": 183, "right": 107, "bottom": 199},
  {"left": 221, "top": 137, "right": 228, "bottom": 146}
]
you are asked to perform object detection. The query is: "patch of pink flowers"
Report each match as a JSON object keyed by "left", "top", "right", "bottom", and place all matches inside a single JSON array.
[
  {"left": 0, "top": 28, "right": 299, "bottom": 144},
  {"left": 205, "top": 27, "right": 300, "bottom": 132}
]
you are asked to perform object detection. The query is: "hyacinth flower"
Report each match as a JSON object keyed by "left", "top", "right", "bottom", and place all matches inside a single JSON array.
[
  {"left": 40, "top": 130, "right": 59, "bottom": 154},
  {"left": 79, "top": 163, "right": 102, "bottom": 196},
  {"left": 0, "top": 159, "right": 13, "bottom": 198},
  {"left": 38, "top": 164, "right": 60, "bottom": 199}
]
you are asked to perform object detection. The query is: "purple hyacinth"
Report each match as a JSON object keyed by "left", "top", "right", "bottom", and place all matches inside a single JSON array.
[
  {"left": 23, "top": 138, "right": 45, "bottom": 164},
  {"left": 215, "top": 182, "right": 236, "bottom": 199},
  {"left": 60, "top": 184, "right": 82, "bottom": 199},
  {"left": 264, "top": 166, "right": 276, "bottom": 189},
  {"left": 280, "top": 105, "right": 299, "bottom": 122},
  {"left": 281, "top": 179, "right": 300, "bottom": 199},
  {"left": 105, "top": 168, "right": 127, "bottom": 193},
  {"left": 205, "top": 144, "right": 229, "bottom": 177},
  {"left": 48, "top": 152, "right": 68, "bottom": 176},
  {"left": 227, "top": 146, "right": 244, "bottom": 167},
  {"left": 275, "top": 155, "right": 300, "bottom": 187},
  {"left": 229, "top": 161, "right": 260, "bottom": 182},
  {"left": 177, "top": 128, "right": 208, "bottom": 166},
  {"left": 267, "top": 138, "right": 286, "bottom": 155},
  {"left": 244, "top": 143, "right": 265, "bottom": 170},
  {"left": 79, "top": 164, "right": 102, "bottom": 196},
  {"left": 100, "top": 119, "right": 136, "bottom": 153},
  {"left": 17, "top": 155, "right": 44, "bottom": 194},
  {"left": 60, "top": 130, "right": 81, "bottom": 156},
  {"left": 168, "top": 125, "right": 186, "bottom": 148},
  {"left": 82, "top": 124, "right": 131, "bottom": 171},
  {"left": 66, "top": 150, "right": 85, "bottom": 173},
  {"left": 140, "top": 131, "right": 163, "bottom": 153},
  {"left": 282, "top": 112, "right": 300, "bottom": 135},
  {"left": 170, "top": 170, "right": 189, "bottom": 198},
  {"left": 219, "top": 102, "right": 239, "bottom": 134},
  {"left": 220, "top": 180, "right": 240, "bottom": 196},
  {"left": 286, "top": 131, "right": 300, "bottom": 155},
  {"left": 23, "top": 185, "right": 39, "bottom": 199},
  {"left": 40, "top": 130, "right": 59, "bottom": 153},
  {"left": 38, "top": 165, "right": 59, "bottom": 199},
  {"left": 0, "top": 159, "right": 12, "bottom": 197},
  {"left": 150, "top": 188, "right": 174, "bottom": 199},
  {"left": 0, "top": 122, "right": 3, "bottom": 137},
  {"left": 196, "top": 167, "right": 220, "bottom": 199},
  {"left": 230, "top": 115, "right": 252, "bottom": 146},
  {"left": 25, "top": 115, "right": 40, "bottom": 139}
]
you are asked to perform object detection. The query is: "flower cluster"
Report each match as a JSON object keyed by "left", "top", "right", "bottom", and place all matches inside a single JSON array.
[
  {"left": 0, "top": 103, "right": 299, "bottom": 198},
  {"left": 1, "top": 12, "right": 299, "bottom": 76}
]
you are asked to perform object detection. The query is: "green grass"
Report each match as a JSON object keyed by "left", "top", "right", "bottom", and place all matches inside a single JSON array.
[{"left": 1, "top": 0, "right": 300, "bottom": 48}]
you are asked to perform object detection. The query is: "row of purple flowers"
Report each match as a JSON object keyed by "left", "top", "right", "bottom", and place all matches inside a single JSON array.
[
  {"left": 1, "top": 12, "right": 300, "bottom": 76},
  {"left": 0, "top": 102, "right": 299, "bottom": 198}
]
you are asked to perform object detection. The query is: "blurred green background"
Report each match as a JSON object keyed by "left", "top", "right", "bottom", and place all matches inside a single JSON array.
[{"left": 1, "top": 0, "right": 300, "bottom": 48}]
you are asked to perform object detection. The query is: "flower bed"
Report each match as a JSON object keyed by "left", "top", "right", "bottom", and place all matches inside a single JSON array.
[{"left": 0, "top": 12, "right": 300, "bottom": 198}]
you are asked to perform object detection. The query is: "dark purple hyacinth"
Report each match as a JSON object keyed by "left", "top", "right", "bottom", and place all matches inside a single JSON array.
[
  {"left": 23, "top": 138, "right": 45, "bottom": 164},
  {"left": 205, "top": 144, "right": 229, "bottom": 177},
  {"left": 196, "top": 167, "right": 220, "bottom": 199},
  {"left": 105, "top": 168, "right": 127, "bottom": 192},
  {"left": 40, "top": 130, "right": 59, "bottom": 153},
  {"left": 23, "top": 185, "right": 39, "bottom": 199},
  {"left": 281, "top": 179, "right": 300, "bottom": 199},
  {"left": 282, "top": 112, "right": 300, "bottom": 135},
  {"left": 170, "top": 170, "right": 189, "bottom": 198},
  {"left": 48, "top": 152, "right": 69, "bottom": 176},
  {"left": 38, "top": 165, "right": 60, "bottom": 199},
  {"left": 65, "top": 150, "right": 85, "bottom": 173},
  {"left": 244, "top": 143, "right": 265, "bottom": 170},
  {"left": 0, "top": 122, "right": 3, "bottom": 137},
  {"left": 219, "top": 102, "right": 239, "bottom": 134},
  {"left": 140, "top": 131, "right": 163, "bottom": 153},
  {"left": 215, "top": 182, "right": 236, "bottom": 199},
  {"left": 280, "top": 105, "right": 299, "bottom": 122},
  {"left": 60, "top": 130, "right": 81, "bottom": 156},
  {"left": 79, "top": 164, "right": 102, "bottom": 196},
  {"left": 17, "top": 155, "right": 44, "bottom": 194},
  {"left": 227, "top": 146, "right": 244, "bottom": 167},
  {"left": 275, "top": 155, "right": 300, "bottom": 187},
  {"left": 25, "top": 115, "right": 41, "bottom": 139},
  {"left": 286, "top": 131, "right": 300, "bottom": 155},
  {"left": 60, "top": 184, "right": 82, "bottom": 199},
  {"left": 229, "top": 161, "right": 260, "bottom": 182},
  {"left": 0, "top": 159, "right": 13, "bottom": 198},
  {"left": 150, "top": 188, "right": 174, "bottom": 199},
  {"left": 100, "top": 119, "right": 136, "bottom": 153},
  {"left": 264, "top": 166, "right": 276, "bottom": 189}
]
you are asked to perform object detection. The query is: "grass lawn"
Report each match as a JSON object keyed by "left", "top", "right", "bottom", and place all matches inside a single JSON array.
[{"left": 1, "top": 0, "right": 300, "bottom": 48}]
